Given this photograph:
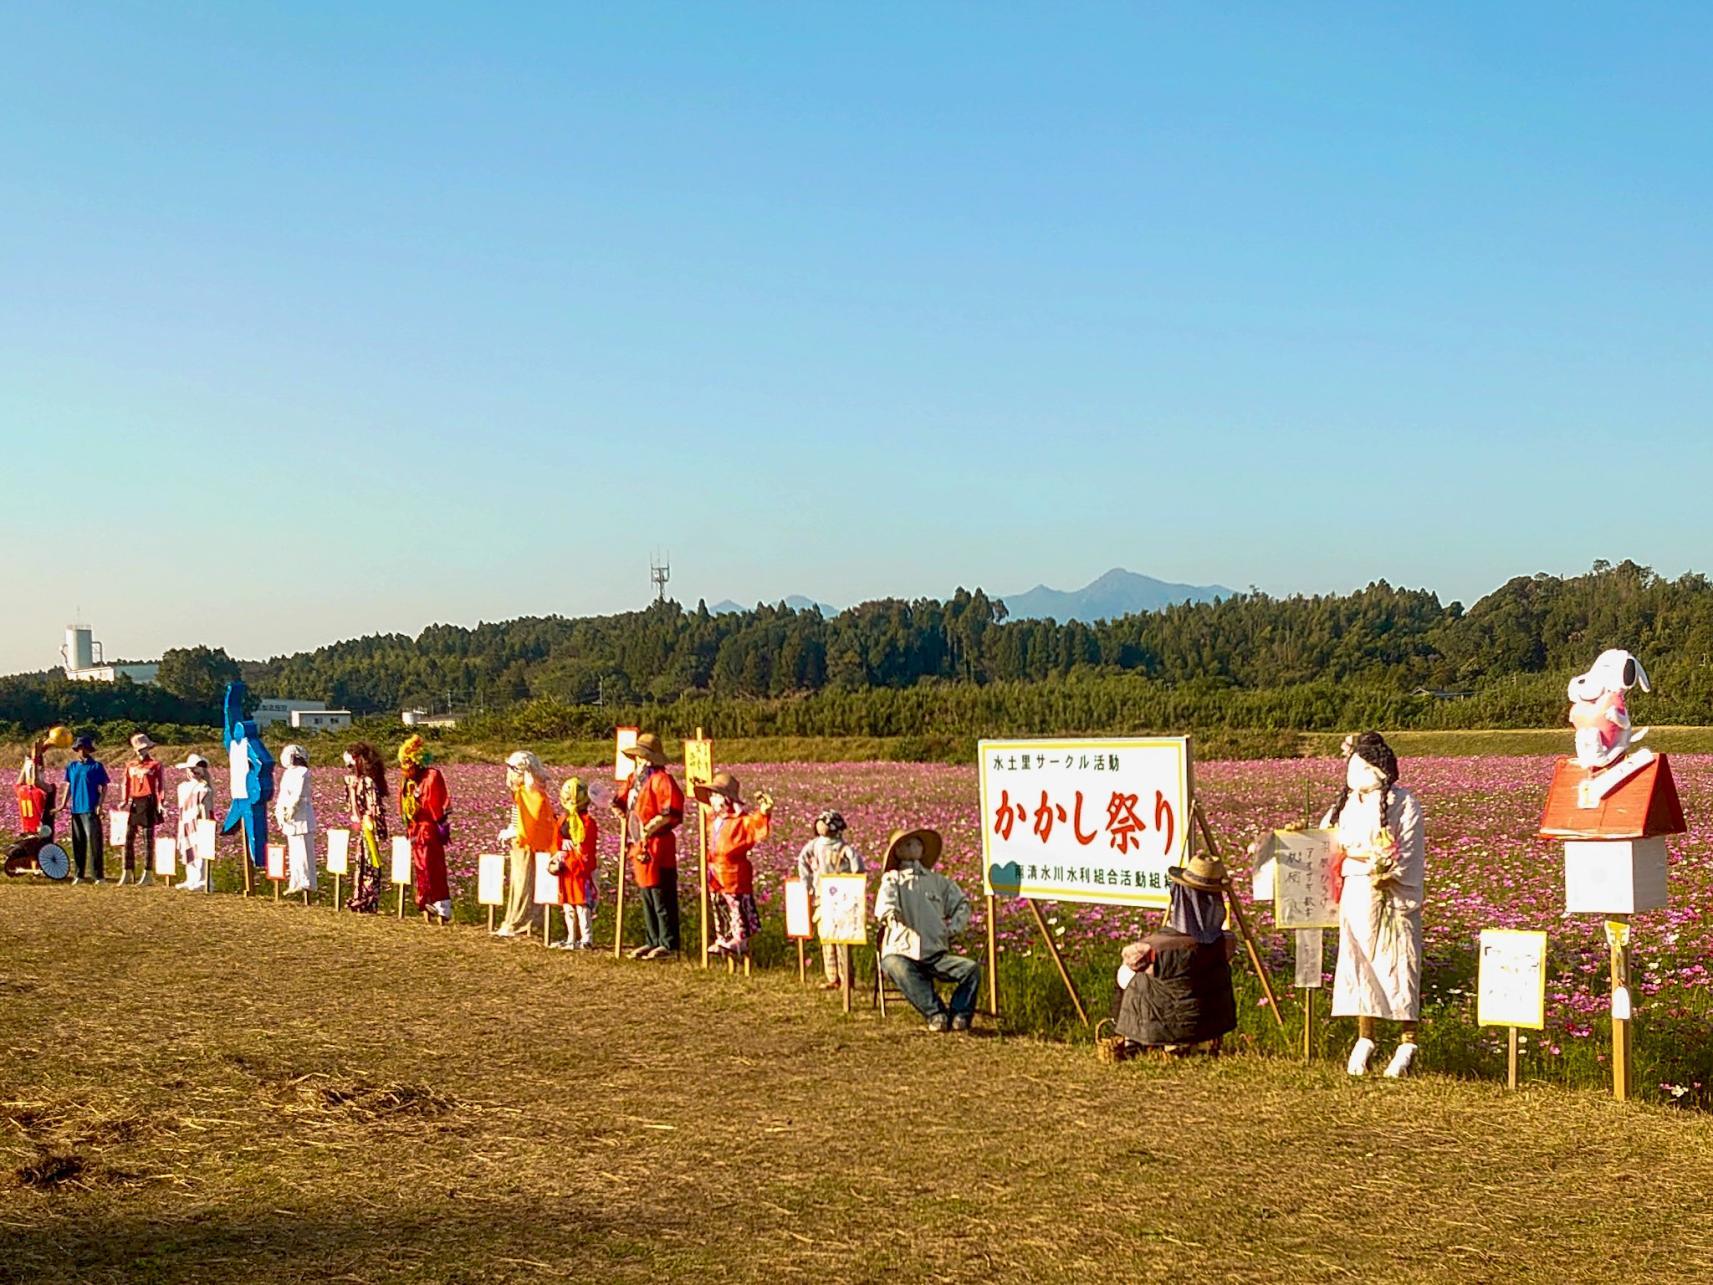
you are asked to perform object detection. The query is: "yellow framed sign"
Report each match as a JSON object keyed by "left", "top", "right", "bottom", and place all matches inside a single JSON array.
[
  {"left": 1477, "top": 929, "right": 1548, "bottom": 1030},
  {"left": 684, "top": 737, "right": 713, "bottom": 792},
  {"left": 978, "top": 737, "right": 1191, "bottom": 908}
]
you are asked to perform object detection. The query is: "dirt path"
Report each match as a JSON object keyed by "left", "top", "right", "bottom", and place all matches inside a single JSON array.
[{"left": 3, "top": 884, "right": 1709, "bottom": 1283}]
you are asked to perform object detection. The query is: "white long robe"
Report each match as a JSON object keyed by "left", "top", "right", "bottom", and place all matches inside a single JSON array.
[
  {"left": 274, "top": 764, "right": 318, "bottom": 895},
  {"left": 1325, "top": 784, "right": 1424, "bottom": 1020}
]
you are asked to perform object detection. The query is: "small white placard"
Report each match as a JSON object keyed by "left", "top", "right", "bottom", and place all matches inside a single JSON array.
[
  {"left": 153, "top": 836, "right": 177, "bottom": 876},
  {"left": 1477, "top": 929, "right": 1548, "bottom": 1030},
  {"left": 533, "top": 852, "right": 562, "bottom": 905},
  {"left": 108, "top": 810, "right": 129, "bottom": 847},
  {"left": 1294, "top": 928, "right": 1323, "bottom": 989},
  {"left": 784, "top": 877, "right": 811, "bottom": 939},
  {"left": 477, "top": 853, "right": 506, "bottom": 906},
  {"left": 1612, "top": 986, "right": 1633, "bottom": 1021},
  {"left": 390, "top": 835, "right": 413, "bottom": 884},
  {"left": 325, "top": 828, "right": 350, "bottom": 874},
  {"left": 266, "top": 843, "right": 286, "bottom": 880},
  {"left": 193, "top": 818, "right": 217, "bottom": 862}
]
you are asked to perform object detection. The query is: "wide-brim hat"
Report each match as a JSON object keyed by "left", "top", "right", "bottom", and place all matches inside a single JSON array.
[
  {"left": 1168, "top": 852, "right": 1230, "bottom": 893},
  {"left": 176, "top": 754, "right": 209, "bottom": 771},
  {"left": 881, "top": 827, "right": 943, "bottom": 872},
  {"left": 694, "top": 769, "right": 742, "bottom": 805},
  {"left": 622, "top": 732, "right": 668, "bottom": 767},
  {"left": 71, "top": 734, "right": 95, "bottom": 752},
  {"left": 130, "top": 732, "right": 155, "bottom": 752},
  {"left": 44, "top": 726, "right": 73, "bottom": 750}
]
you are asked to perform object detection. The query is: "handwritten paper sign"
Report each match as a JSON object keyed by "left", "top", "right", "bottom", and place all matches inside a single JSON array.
[
  {"left": 477, "top": 853, "right": 506, "bottom": 906},
  {"left": 1477, "top": 929, "right": 1548, "bottom": 1030},
  {"left": 193, "top": 818, "right": 217, "bottom": 863},
  {"left": 1294, "top": 928, "right": 1324, "bottom": 988},
  {"left": 325, "top": 828, "right": 350, "bottom": 875},
  {"left": 390, "top": 835, "right": 413, "bottom": 885},
  {"left": 153, "top": 836, "right": 177, "bottom": 877},
  {"left": 266, "top": 843, "right": 286, "bottom": 880},
  {"left": 108, "top": 810, "right": 129, "bottom": 847},
  {"left": 1271, "top": 829, "right": 1339, "bottom": 930},
  {"left": 613, "top": 727, "right": 640, "bottom": 782},
  {"left": 533, "top": 852, "right": 562, "bottom": 905},
  {"left": 784, "top": 877, "right": 812, "bottom": 939},
  {"left": 816, "top": 872, "right": 868, "bottom": 945},
  {"left": 684, "top": 737, "right": 713, "bottom": 792},
  {"left": 978, "top": 737, "right": 1192, "bottom": 909}
]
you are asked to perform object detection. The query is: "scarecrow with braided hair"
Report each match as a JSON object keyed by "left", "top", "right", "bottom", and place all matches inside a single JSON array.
[
  {"left": 1322, "top": 731, "right": 1426, "bottom": 1078},
  {"left": 398, "top": 735, "right": 453, "bottom": 925}
]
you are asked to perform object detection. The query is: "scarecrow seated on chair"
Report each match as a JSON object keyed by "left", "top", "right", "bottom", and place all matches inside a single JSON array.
[
  {"left": 1103, "top": 853, "right": 1237, "bottom": 1060},
  {"left": 874, "top": 827, "right": 982, "bottom": 1034}
]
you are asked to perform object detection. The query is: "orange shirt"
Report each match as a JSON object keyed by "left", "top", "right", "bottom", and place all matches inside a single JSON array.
[
  {"left": 557, "top": 811, "right": 599, "bottom": 905},
  {"left": 618, "top": 768, "right": 683, "bottom": 887},
  {"left": 707, "top": 810, "right": 769, "bottom": 896},
  {"left": 126, "top": 759, "right": 165, "bottom": 800},
  {"left": 513, "top": 784, "right": 559, "bottom": 857}
]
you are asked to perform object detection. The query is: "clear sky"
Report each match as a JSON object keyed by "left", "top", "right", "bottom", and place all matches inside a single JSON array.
[{"left": 4, "top": 3, "right": 1711, "bottom": 674}]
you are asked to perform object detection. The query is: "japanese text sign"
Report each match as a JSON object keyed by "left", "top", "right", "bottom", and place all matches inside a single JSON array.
[
  {"left": 684, "top": 738, "right": 713, "bottom": 791},
  {"left": 1269, "top": 829, "right": 1339, "bottom": 930},
  {"left": 325, "top": 828, "right": 351, "bottom": 875},
  {"left": 1477, "top": 929, "right": 1548, "bottom": 1030},
  {"left": 784, "top": 877, "right": 811, "bottom": 940},
  {"left": 979, "top": 737, "right": 1191, "bottom": 908}
]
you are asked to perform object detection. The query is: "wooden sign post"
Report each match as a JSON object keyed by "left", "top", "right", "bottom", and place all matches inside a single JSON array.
[
  {"left": 1295, "top": 929, "right": 1324, "bottom": 1061},
  {"left": 684, "top": 731, "right": 714, "bottom": 969},
  {"left": 266, "top": 843, "right": 285, "bottom": 900},
  {"left": 326, "top": 829, "right": 349, "bottom": 911},
  {"left": 1257, "top": 826, "right": 1339, "bottom": 1056},
  {"left": 612, "top": 727, "right": 639, "bottom": 959},
  {"left": 239, "top": 822, "right": 255, "bottom": 897},
  {"left": 1478, "top": 928, "right": 1548, "bottom": 1092},
  {"left": 477, "top": 853, "right": 506, "bottom": 933},
  {"left": 534, "top": 852, "right": 563, "bottom": 947},
  {"left": 391, "top": 836, "right": 412, "bottom": 919},
  {"left": 817, "top": 873, "right": 869, "bottom": 1016},
  {"left": 785, "top": 877, "right": 812, "bottom": 985},
  {"left": 1607, "top": 918, "right": 1633, "bottom": 1101}
]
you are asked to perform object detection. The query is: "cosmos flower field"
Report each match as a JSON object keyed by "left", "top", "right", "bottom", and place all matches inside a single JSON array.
[{"left": 259, "top": 752, "right": 1713, "bottom": 1102}]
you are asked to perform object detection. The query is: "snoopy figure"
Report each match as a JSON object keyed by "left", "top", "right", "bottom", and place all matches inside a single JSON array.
[{"left": 1567, "top": 649, "right": 1650, "bottom": 771}]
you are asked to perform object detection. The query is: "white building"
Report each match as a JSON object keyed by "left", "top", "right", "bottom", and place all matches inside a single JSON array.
[
  {"left": 254, "top": 698, "right": 329, "bottom": 728},
  {"left": 62, "top": 624, "right": 159, "bottom": 685},
  {"left": 289, "top": 708, "right": 352, "bottom": 732}
]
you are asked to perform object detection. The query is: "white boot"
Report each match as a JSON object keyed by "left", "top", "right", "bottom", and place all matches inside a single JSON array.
[
  {"left": 1346, "top": 1037, "right": 1376, "bottom": 1077},
  {"left": 117, "top": 870, "right": 131, "bottom": 886},
  {"left": 1384, "top": 1043, "right": 1417, "bottom": 1079}
]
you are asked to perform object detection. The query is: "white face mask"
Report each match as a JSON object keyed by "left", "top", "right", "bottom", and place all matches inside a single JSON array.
[{"left": 1346, "top": 754, "right": 1385, "bottom": 794}]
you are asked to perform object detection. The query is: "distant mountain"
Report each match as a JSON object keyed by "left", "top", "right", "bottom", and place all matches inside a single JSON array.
[
  {"left": 999, "top": 568, "right": 1232, "bottom": 622},
  {"left": 708, "top": 595, "right": 839, "bottom": 616}
]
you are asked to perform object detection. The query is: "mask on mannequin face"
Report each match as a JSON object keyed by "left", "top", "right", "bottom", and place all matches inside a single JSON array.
[{"left": 1346, "top": 754, "right": 1386, "bottom": 794}]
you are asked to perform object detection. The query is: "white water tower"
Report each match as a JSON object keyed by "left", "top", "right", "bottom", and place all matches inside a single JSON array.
[{"left": 62, "top": 624, "right": 101, "bottom": 675}]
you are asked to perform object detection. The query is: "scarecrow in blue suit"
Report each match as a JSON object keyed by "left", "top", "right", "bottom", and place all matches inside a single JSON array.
[{"left": 221, "top": 681, "right": 275, "bottom": 893}]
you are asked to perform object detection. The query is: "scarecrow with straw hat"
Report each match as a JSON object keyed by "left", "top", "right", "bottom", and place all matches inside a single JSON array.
[
  {"left": 610, "top": 732, "right": 685, "bottom": 959},
  {"left": 398, "top": 735, "right": 453, "bottom": 924},
  {"left": 696, "top": 770, "right": 773, "bottom": 959},
  {"left": 1104, "top": 851, "right": 1238, "bottom": 1060},
  {"left": 874, "top": 827, "right": 981, "bottom": 1032},
  {"left": 118, "top": 732, "right": 167, "bottom": 886}
]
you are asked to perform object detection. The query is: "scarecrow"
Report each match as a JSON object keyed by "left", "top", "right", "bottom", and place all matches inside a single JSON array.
[{"left": 398, "top": 735, "right": 452, "bottom": 924}]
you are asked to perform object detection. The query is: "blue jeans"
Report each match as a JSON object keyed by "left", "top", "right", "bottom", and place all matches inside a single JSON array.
[{"left": 882, "top": 951, "right": 981, "bottom": 1020}]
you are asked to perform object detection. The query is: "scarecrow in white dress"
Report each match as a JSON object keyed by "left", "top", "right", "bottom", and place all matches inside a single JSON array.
[{"left": 1323, "top": 732, "right": 1425, "bottom": 1078}]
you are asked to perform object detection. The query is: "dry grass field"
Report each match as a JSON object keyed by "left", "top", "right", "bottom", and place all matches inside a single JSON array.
[{"left": 5, "top": 883, "right": 1713, "bottom": 1283}]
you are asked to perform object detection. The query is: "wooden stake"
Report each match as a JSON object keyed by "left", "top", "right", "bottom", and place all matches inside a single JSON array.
[
  {"left": 613, "top": 812, "right": 631, "bottom": 959},
  {"left": 334, "top": 872, "right": 341, "bottom": 911},
  {"left": 1508, "top": 1025, "right": 1519, "bottom": 1091},
  {"left": 697, "top": 725, "right": 711, "bottom": 971},
  {"left": 797, "top": 939, "right": 806, "bottom": 985},
  {"left": 842, "top": 947, "right": 853, "bottom": 1014},
  {"left": 1193, "top": 802, "right": 1286, "bottom": 1030},
  {"left": 543, "top": 905, "right": 553, "bottom": 949},
  {"left": 1303, "top": 986, "right": 1316, "bottom": 1062},
  {"left": 398, "top": 882, "right": 406, "bottom": 919},
  {"left": 240, "top": 821, "right": 254, "bottom": 897},
  {"left": 1609, "top": 916, "right": 1633, "bottom": 1102},
  {"left": 985, "top": 892, "right": 1000, "bottom": 1020},
  {"left": 274, "top": 876, "right": 280, "bottom": 902},
  {"left": 1025, "top": 898, "right": 1089, "bottom": 1028}
]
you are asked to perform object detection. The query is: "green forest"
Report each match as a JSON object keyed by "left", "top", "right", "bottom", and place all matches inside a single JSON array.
[{"left": 8, "top": 560, "right": 1713, "bottom": 744}]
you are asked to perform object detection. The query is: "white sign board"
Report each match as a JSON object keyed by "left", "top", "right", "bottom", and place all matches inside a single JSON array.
[
  {"left": 108, "top": 810, "right": 129, "bottom": 847},
  {"left": 266, "top": 843, "right": 286, "bottom": 880},
  {"left": 1294, "top": 928, "right": 1324, "bottom": 989},
  {"left": 533, "top": 851, "right": 562, "bottom": 905},
  {"left": 816, "top": 872, "right": 868, "bottom": 946},
  {"left": 153, "top": 835, "right": 177, "bottom": 876},
  {"left": 1270, "top": 829, "right": 1339, "bottom": 930},
  {"left": 390, "top": 835, "right": 413, "bottom": 884},
  {"left": 979, "top": 737, "right": 1191, "bottom": 908},
  {"left": 325, "top": 828, "right": 351, "bottom": 875},
  {"left": 784, "top": 877, "right": 811, "bottom": 940},
  {"left": 613, "top": 727, "right": 640, "bottom": 782},
  {"left": 193, "top": 818, "right": 217, "bottom": 862},
  {"left": 477, "top": 853, "right": 506, "bottom": 906},
  {"left": 1477, "top": 929, "right": 1548, "bottom": 1030}
]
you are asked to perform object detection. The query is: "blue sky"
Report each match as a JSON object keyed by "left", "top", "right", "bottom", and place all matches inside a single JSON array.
[{"left": 4, "top": 3, "right": 1711, "bottom": 673}]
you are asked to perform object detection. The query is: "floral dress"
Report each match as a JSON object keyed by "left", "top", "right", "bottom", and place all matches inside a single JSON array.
[{"left": 345, "top": 772, "right": 388, "bottom": 914}]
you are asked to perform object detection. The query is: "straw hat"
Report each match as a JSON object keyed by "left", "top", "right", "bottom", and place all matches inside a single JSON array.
[
  {"left": 881, "top": 827, "right": 943, "bottom": 872},
  {"left": 1167, "top": 852, "right": 1230, "bottom": 893},
  {"left": 43, "top": 726, "right": 73, "bottom": 750},
  {"left": 694, "top": 770, "right": 742, "bottom": 806},
  {"left": 622, "top": 732, "right": 668, "bottom": 767}
]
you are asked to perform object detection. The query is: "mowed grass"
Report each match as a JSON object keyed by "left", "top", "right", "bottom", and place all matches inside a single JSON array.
[{"left": 5, "top": 886, "right": 1713, "bottom": 1283}]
